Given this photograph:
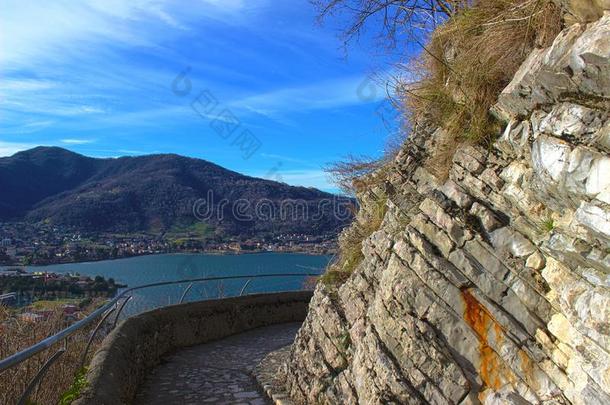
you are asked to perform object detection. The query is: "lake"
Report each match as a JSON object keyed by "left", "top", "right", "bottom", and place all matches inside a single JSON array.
[{"left": 17, "top": 253, "right": 331, "bottom": 316}]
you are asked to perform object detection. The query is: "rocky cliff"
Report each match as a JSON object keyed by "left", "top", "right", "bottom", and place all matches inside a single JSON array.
[{"left": 282, "top": 10, "right": 610, "bottom": 405}]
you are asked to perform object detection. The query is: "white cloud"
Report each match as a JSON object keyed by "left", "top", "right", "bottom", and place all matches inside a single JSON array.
[
  {"left": 1, "top": 98, "right": 107, "bottom": 117},
  {"left": 0, "top": 0, "right": 268, "bottom": 68},
  {"left": 197, "top": 0, "right": 266, "bottom": 15},
  {"left": 117, "top": 149, "right": 152, "bottom": 155},
  {"left": 0, "top": 0, "right": 268, "bottom": 122},
  {"left": 259, "top": 153, "right": 312, "bottom": 164},
  {"left": 253, "top": 168, "right": 335, "bottom": 192},
  {"left": 1, "top": 2, "right": 140, "bottom": 68},
  {"left": 0, "top": 120, "right": 55, "bottom": 135},
  {"left": 0, "top": 79, "right": 57, "bottom": 92},
  {"left": 0, "top": 141, "right": 37, "bottom": 157},
  {"left": 200, "top": 0, "right": 243, "bottom": 6},
  {"left": 232, "top": 75, "right": 387, "bottom": 117},
  {"left": 61, "top": 138, "right": 96, "bottom": 145}
]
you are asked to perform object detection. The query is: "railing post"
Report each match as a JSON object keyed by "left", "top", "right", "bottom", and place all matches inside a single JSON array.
[
  {"left": 239, "top": 279, "right": 252, "bottom": 296},
  {"left": 17, "top": 348, "right": 66, "bottom": 405},
  {"left": 80, "top": 306, "right": 116, "bottom": 370},
  {"left": 179, "top": 283, "right": 194, "bottom": 304},
  {"left": 113, "top": 296, "right": 133, "bottom": 329}
]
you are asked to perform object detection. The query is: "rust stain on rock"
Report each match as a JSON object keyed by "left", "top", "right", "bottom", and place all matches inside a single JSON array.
[
  {"left": 461, "top": 288, "right": 503, "bottom": 391},
  {"left": 518, "top": 349, "right": 539, "bottom": 392}
]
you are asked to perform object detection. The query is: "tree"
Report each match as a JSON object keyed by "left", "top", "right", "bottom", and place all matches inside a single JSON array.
[{"left": 312, "top": 0, "right": 464, "bottom": 48}]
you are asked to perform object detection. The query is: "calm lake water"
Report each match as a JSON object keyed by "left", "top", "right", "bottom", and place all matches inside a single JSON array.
[{"left": 17, "top": 253, "right": 331, "bottom": 316}]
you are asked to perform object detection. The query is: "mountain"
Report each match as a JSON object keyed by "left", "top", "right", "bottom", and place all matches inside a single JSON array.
[{"left": 0, "top": 147, "right": 352, "bottom": 236}]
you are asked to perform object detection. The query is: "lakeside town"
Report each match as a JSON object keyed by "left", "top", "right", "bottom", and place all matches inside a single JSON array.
[
  {"left": 0, "top": 222, "right": 338, "bottom": 267},
  {"left": 0, "top": 220, "right": 336, "bottom": 319},
  {"left": 0, "top": 268, "right": 123, "bottom": 322}
]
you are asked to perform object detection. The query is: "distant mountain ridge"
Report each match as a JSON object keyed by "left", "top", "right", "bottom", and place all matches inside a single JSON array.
[{"left": 0, "top": 147, "right": 352, "bottom": 236}]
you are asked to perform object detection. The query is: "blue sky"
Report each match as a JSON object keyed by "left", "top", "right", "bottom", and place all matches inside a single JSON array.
[{"left": 0, "top": 0, "right": 400, "bottom": 192}]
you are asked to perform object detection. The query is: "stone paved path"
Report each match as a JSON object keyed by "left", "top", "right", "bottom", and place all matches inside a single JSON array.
[{"left": 135, "top": 322, "right": 301, "bottom": 405}]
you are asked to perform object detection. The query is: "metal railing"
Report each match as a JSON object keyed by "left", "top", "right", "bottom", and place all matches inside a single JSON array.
[
  {"left": 0, "top": 272, "right": 320, "bottom": 405},
  {"left": 0, "top": 292, "right": 17, "bottom": 303}
]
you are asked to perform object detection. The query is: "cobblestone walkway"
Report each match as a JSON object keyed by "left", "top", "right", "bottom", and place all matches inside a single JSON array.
[{"left": 135, "top": 323, "right": 301, "bottom": 405}]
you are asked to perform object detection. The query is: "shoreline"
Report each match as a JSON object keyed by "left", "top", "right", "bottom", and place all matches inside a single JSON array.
[{"left": 1, "top": 249, "right": 335, "bottom": 269}]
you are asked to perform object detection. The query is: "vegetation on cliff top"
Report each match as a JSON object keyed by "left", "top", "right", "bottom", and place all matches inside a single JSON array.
[
  {"left": 322, "top": 0, "right": 563, "bottom": 285},
  {"left": 408, "top": 0, "right": 561, "bottom": 178}
]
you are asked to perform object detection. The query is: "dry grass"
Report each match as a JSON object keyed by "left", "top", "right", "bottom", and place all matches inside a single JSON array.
[
  {"left": 423, "top": 128, "right": 463, "bottom": 180},
  {"left": 326, "top": 156, "right": 385, "bottom": 195},
  {"left": 323, "top": 0, "right": 562, "bottom": 185},
  {"left": 322, "top": 191, "right": 388, "bottom": 286},
  {"left": 0, "top": 302, "right": 104, "bottom": 405},
  {"left": 401, "top": 0, "right": 562, "bottom": 179},
  {"left": 326, "top": 146, "right": 399, "bottom": 195}
]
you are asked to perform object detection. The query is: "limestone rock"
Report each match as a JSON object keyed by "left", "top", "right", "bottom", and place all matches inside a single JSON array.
[
  {"left": 569, "top": 13, "right": 610, "bottom": 96},
  {"left": 538, "top": 103, "right": 606, "bottom": 140},
  {"left": 471, "top": 202, "right": 503, "bottom": 233},
  {"left": 489, "top": 227, "right": 536, "bottom": 258},
  {"left": 573, "top": 202, "right": 610, "bottom": 238},
  {"left": 585, "top": 156, "right": 610, "bottom": 196},
  {"left": 526, "top": 251, "right": 546, "bottom": 270},
  {"left": 532, "top": 135, "right": 571, "bottom": 185},
  {"left": 441, "top": 180, "right": 474, "bottom": 208}
]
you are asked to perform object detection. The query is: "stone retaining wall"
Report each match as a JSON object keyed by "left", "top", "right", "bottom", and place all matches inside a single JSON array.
[{"left": 74, "top": 292, "right": 313, "bottom": 405}]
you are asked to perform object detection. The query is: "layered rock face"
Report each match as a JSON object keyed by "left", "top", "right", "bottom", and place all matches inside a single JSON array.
[{"left": 283, "top": 12, "right": 610, "bottom": 405}]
